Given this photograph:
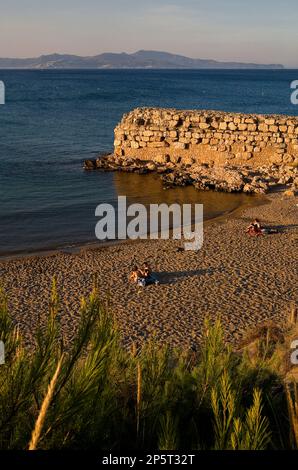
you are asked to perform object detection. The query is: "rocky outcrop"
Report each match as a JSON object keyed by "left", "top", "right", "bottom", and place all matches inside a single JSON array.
[
  {"left": 84, "top": 153, "right": 298, "bottom": 195},
  {"left": 84, "top": 108, "right": 298, "bottom": 194}
]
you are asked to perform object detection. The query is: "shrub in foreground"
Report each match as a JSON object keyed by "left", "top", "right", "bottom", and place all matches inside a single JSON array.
[{"left": 0, "top": 282, "right": 297, "bottom": 450}]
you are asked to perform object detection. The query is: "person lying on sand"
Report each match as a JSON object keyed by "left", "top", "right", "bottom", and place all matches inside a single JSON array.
[{"left": 246, "top": 218, "right": 278, "bottom": 236}]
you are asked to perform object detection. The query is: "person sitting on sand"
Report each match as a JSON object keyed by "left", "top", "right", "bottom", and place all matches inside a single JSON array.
[
  {"left": 246, "top": 218, "right": 263, "bottom": 236},
  {"left": 129, "top": 266, "right": 142, "bottom": 283},
  {"left": 129, "top": 263, "right": 159, "bottom": 287},
  {"left": 129, "top": 265, "right": 150, "bottom": 287},
  {"left": 142, "top": 262, "right": 151, "bottom": 278},
  {"left": 141, "top": 262, "right": 160, "bottom": 286},
  {"left": 253, "top": 219, "right": 262, "bottom": 230}
]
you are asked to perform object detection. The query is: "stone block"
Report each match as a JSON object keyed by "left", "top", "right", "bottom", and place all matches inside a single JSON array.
[
  {"left": 173, "top": 142, "right": 186, "bottom": 150},
  {"left": 245, "top": 118, "right": 256, "bottom": 124},
  {"left": 147, "top": 142, "right": 166, "bottom": 148},
  {"left": 199, "top": 122, "right": 210, "bottom": 129},
  {"left": 211, "top": 121, "right": 219, "bottom": 128},
  {"left": 131, "top": 141, "right": 139, "bottom": 149},
  {"left": 258, "top": 123, "right": 269, "bottom": 132},
  {"left": 143, "top": 130, "right": 153, "bottom": 137}
]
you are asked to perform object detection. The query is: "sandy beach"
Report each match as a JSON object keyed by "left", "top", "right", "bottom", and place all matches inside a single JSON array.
[{"left": 0, "top": 192, "right": 297, "bottom": 349}]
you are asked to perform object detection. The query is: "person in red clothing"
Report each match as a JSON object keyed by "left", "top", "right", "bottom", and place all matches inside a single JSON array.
[{"left": 246, "top": 218, "right": 263, "bottom": 236}]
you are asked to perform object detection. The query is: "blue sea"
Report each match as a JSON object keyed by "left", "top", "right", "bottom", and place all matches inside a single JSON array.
[{"left": 0, "top": 69, "right": 297, "bottom": 255}]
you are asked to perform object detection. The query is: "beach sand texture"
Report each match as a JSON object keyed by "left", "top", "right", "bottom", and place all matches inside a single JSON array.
[{"left": 0, "top": 193, "right": 297, "bottom": 349}]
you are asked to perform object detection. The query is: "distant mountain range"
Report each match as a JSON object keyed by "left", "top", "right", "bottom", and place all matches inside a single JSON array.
[{"left": 0, "top": 50, "right": 284, "bottom": 69}]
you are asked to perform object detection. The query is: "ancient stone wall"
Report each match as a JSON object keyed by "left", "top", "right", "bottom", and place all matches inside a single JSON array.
[{"left": 114, "top": 108, "right": 298, "bottom": 167}]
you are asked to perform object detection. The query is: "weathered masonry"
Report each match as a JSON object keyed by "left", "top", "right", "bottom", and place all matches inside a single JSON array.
[{"left": 114, "top": 108, "right": 298, "bottom": 167}]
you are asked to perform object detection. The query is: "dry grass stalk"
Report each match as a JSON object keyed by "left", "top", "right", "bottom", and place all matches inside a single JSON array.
[
  {"left": 136, "top": 361, "right": 142, "bottom": 437},
  {"left": 288, "top": 304, "right": 298, "bottom": 326},
  {"left": 131, "top": 342, "right": 137, "bottom": 358},
  {"left": 28, "top": 355, "right": 64, "bottom": 450},
  {"left": 286, "top": 382, "right": 298, "bottom": 448}
]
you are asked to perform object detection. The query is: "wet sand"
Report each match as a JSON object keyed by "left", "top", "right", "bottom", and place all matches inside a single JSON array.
[{"left": 0, "top": 193, "right": 297, "bottom": 349}]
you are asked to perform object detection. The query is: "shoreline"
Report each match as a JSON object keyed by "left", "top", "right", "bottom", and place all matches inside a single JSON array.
[
  {"left": 0, "top": 192, "right": 266, "bottom": 263},
  {"left": 0, "top": 192, "right": 297, "bottom": 350}
]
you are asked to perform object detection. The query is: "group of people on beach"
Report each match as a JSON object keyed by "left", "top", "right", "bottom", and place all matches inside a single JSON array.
[
  {"left": 129, "top": 262, "right": 160, "bottom": 287},
  {"left": 129, "top": 218, "right": 277, "bottom": 287}
]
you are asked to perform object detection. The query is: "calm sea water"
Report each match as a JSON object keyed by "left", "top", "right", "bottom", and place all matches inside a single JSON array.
[{"left": 0, "top": 69, "right": 297, "bottom": 255}]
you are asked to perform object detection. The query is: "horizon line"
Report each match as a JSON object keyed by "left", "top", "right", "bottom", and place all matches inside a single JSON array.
[{"left": 0, "top": 49, "right": 286, "bottom": 67}]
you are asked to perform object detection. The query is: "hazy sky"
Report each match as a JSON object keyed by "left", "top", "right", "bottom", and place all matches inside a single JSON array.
[{"left": 1, "top": 0, "right": 297, "bottom": 66}]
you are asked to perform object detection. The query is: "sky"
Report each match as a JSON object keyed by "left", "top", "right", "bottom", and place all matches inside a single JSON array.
[{"left": 0, "top": 0, "right": 297, "bottom": 67}]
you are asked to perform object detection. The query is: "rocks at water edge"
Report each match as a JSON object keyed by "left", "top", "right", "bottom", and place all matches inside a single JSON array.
[{"left": 84, "top": 154, "right": 298, "bottom": 195}]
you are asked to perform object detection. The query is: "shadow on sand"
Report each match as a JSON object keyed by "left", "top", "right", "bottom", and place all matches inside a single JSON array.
[{"left": 157, "top": 268, "right": 215, "bottom": 285}]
